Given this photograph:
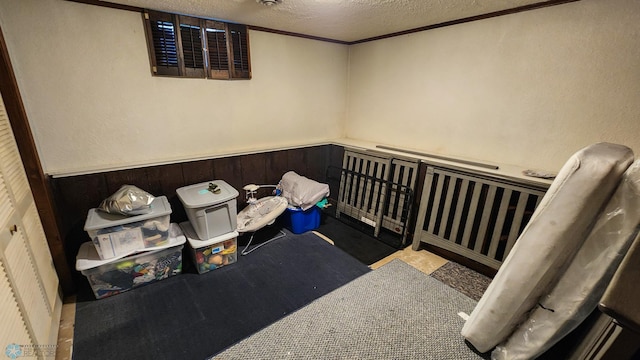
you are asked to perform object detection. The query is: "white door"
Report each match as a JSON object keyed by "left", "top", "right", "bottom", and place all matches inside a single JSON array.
[{"left": 0, "top": 91, "right": 62, "bottom": 358}]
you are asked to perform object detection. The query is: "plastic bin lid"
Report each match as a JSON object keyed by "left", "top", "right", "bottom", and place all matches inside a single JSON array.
[
  {"left": 84, "top": 195, "right": 172, "bottom": 231},
  {"left": 179, "top": 221, "right": 238, "bottom": 248},
  {"left": 176, "top": 180, "right": 239, "bottom": 209},
  {"left": 76, "top": 223, "right": 186, "bottom": 271}
]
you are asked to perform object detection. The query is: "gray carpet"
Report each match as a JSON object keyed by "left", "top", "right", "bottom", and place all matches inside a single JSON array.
[{"left": 210, "top": 259, "right": 487, "bottom": 360}]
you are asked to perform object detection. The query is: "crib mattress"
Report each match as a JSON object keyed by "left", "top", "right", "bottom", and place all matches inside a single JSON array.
[
  {"left": 492, "top": 160, "right": 640, "bottom": 360},
  {"left": 461, "top": 142, "right": 634, "bottom": 353}
]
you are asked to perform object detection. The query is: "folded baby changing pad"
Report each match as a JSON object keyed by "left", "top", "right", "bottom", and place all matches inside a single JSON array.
[
  {"left": 493, "top": 160, "right": 640, "bottom": 360},
  {"left": 461, "top": 142, "right": 634, "bottom": 353},
  {"left": 278, "top": 171, "right": 330, "bottom": 211}
]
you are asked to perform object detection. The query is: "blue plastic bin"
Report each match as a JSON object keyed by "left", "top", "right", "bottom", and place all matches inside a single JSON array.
[{"left": 283, "top": 206, "right": 321, "bottom": 234}]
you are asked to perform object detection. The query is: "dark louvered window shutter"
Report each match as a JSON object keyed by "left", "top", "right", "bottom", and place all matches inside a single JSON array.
[
  {"left": 144, "top": 10, "right": 250, "bottom": 80},
  {"left": 144, "top": 11, "right": 179, "bottom": 76},
  {"left": 205, "top": 20, "right": 230, "bottom": 79},
  {"left": 229, "top": 24, "right": 251, "bottom": 79},
  {"left": 178, "top": 16, "right": 206, "bottom": 78}
]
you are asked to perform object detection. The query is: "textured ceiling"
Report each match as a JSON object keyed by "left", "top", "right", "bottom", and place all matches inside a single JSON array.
[{"left": 103, "top": 0, "right": 558, "bottom": 42}]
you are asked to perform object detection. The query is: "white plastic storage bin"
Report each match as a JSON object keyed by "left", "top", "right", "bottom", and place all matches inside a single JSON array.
[
  {"left": 180, "top": 221, "right": 238, "bottom": 274},
  {"left": 76, "top": 223, "right": 185, "bottom": 299},
  {"left": 84, "top": 195, "right": 172, "bottom": 260},
  {"left": 176, "top": 180, "right": 239, "bottom": 240}
]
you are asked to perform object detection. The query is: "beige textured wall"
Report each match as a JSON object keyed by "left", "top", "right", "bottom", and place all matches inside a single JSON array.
[
  {"left": 346, "top": 0, "right": 640, "bottom": 172},
  {"left": 0, "top": 0, "right": 348, "bottom": 175},
  {"left": 2, "top": 0, "right": 639, "bottom": 175}
]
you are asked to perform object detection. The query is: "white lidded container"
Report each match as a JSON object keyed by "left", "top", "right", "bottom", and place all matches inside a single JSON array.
[
  {"left": 176, "top": 180, "right": 239, "bottom": 240},
  {"left": 76, "top": 223, "right": 185, "bottom": 299},
  {"left": 84, "top": 196, "right": 172, "bottom": 260}
]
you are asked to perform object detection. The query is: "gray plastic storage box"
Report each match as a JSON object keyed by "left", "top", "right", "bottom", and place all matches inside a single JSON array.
[
  {"left": 176, "top": 180, "right": 239, "bottom": 240},
  {"left": 84, "top": 196, "right": 172, "bottom": 260}
]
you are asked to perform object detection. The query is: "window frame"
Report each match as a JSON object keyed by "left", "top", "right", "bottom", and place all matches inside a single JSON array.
[{"left": 143, "top": 10, "right": 251, "bottom": 80}]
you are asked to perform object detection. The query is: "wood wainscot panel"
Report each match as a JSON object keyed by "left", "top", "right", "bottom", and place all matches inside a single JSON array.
[
  {"left": 240, "top": 153, "right": 268, "bottom": 189},
  {"left": 181, "top": 159, "right": 215, "bottom": 186},
  {"left": 265, "top": 150, "right": 289, "bottom": 184},
  {"left": 211, "top": 156, "right": 244, "bottom": 200},
  {"left": 304, "top": 146, "right": 328, "bottom": 183}
]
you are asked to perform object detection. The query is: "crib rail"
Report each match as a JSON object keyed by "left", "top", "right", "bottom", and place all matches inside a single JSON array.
[
  {"left": 413, "top": 165, "right": 548, "bottom": 269},
  {"left": 329, "top": 149, "right": 419, "bottom": 248},
  {"left": 337, "top": 151, "right": 391, "bottom": 234},
  {"left": 330, "top": 166, "right": 414, "bottom": 247}
]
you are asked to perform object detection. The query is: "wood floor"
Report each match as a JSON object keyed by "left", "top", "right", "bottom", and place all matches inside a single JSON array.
[{"left": 371, "top": 245, "right": 449, "bottom": 274}]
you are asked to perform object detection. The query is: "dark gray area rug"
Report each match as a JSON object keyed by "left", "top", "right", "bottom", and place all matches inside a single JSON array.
[
  {"left": 210, "top": 259, "right": 488, "bottom": 360},
  {"left": 73, "top": 230, "right": 370, "bottom": 360},
  {"left": 429, "top": 261, "right": 492, "bottom": 301}
]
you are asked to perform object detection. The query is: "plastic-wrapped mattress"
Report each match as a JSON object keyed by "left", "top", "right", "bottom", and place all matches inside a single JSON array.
[
  {"left": 461, "top": 142, "right": 634, "bottom": 353},
  {"left": 493, "top": 160, "right": 640, "bottom": 359}
]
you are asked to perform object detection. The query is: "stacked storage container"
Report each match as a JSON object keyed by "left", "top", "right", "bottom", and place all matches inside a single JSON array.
[
  {"left": 277, "top": 171, "right": 328, "bottom": 234},
  {"left": 78, "top": 197, "right": 185, "bottom": 299},
  {"left": 176, "top": 180, "right": 239, "bottom": 274},
  {"left": 281, "top": 205, "right": 322, "bottom": 234}
]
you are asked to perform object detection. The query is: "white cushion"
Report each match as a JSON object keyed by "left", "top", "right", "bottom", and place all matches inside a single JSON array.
[
  {"left": 461, "top": 143, "right": 634, "bottom": 353},
  {"left": 493, "top": 160, "right": 640, "bottom": 360},
  {"left": 279, "top": 171, "right": 330, "bottom": 211}
]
